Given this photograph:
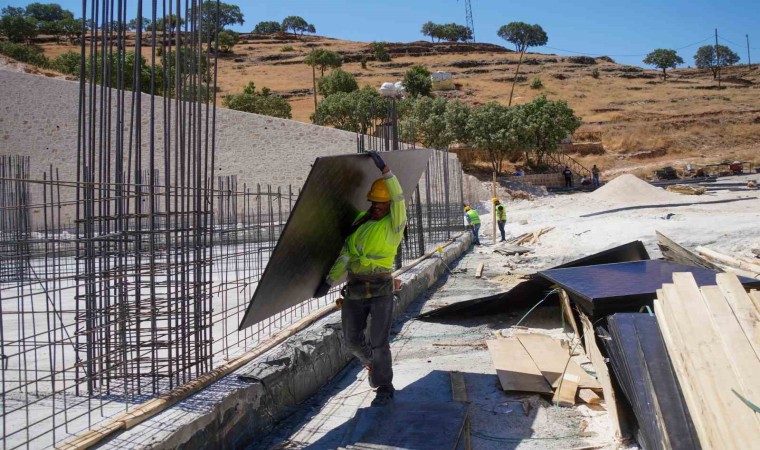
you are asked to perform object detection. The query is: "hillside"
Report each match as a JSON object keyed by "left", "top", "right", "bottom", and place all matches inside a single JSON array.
[{"left": 34, "top": 33, "right": 760, "bottom": 177}]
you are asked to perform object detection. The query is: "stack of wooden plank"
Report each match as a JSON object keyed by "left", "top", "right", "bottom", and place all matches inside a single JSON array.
[
  {"left": 599, "top": 313, "right": 700, "bottom": 450},
  {"left": 487, "top": 333, "right": 602, "bottom": 407},
  {"left": 506, "top": 226, "right": 555, "bottom": 246},
  {"left": 654, "top": 272, "right": 760, "bottom": 449},
  {"left": 695, "top": 246, "right": 760, "bottom": 279},
  {"left": 665, "top": 184, "right": 706, "bottom": 195}
]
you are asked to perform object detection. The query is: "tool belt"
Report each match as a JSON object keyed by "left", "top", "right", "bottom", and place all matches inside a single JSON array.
[{"left": 343, "top": 272, "right": 393, "bottom": 300}]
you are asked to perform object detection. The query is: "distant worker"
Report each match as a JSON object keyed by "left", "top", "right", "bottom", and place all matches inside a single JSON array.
[
  {"left": 493, "top": 198, "right": 507, "bottom": 242},
  {"left": 591, "top": 165, "right": 600, "bottom": 187},
  {"left": 464, "top": 205, "right": 481, "bottom": 245},
  {"left": 563, "top": 166, "right": 573, "bottom": 188},
  {"left": 314, "top": 151, "right": 406, "bottom": 407}
]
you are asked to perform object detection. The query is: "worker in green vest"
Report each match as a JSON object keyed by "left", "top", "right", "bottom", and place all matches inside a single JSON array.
[
  {"left": 464, "top": 205, "right": 481, "bottom": 245},
  {"left": 314, "top": 151, "right": 406, "bottom": 407},
  {"left": 493, "top": 197, "right": 507, "bottom": 242}
]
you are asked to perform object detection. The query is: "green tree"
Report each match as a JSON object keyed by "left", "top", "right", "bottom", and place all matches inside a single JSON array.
[
  {"left": 403, "top": 65, "right": 432, "bottom": 97},
  {"left": 156, "top": 14, "right": 183, "bottom": 32},
  {"left": 431, "top": 23, "right": 472, "bottom": 42},
  {"left": 400, "top": 96, "right": 449, "bottom": 148},
  {"left": 317, "top": 68, "right": 358, "bottom": 96},
  {"left": 253, "top": 20, "right": 281, "bottom": 34},
  {"left": 521, "top": 95, "right": 581, "bottom": 167},
  {"left": 312, "top": 86, "right": 388, "bottom": 132},
  {"left": 370, "top": 41, "right": 391, "bottom": 62},
  {"left": 304, "top": 48, "right": 342, "bottom": 76},
  {"left": 467, "top": 102, "right": 528, "bottom": 175},
  {"left": 59, "top": 17, "right": 84, "bottom": 43},
  {"left": 0, "top": 9, "right": 38, "bottom": 44},
  {"left": 223, "top": 82, "right": 292, "bottom": 119},
  {"left": 444, "top": 100, "right": 472, "bottom": 145},
  {"left": 281, "top": 15, "right": 314, "bottom": 37},
  {"left": 127, "top": 17, "right": 152, "bottom": 31},
  {"left": 161, "top": 46, "right": 212, "bottom": 99},
  {"left": 51, "top": 50, "right": 80, "bottom": 75},
  {"left": 694, "top": 45, "right": 740, "bottom": 79},
  {"left": 25, "top": 3, "right": 73, "bottom": 22},
  {"left": 216, "top": 30, "right": 239, "bottom": 53},
  {"left": 84, "top": 51, "right": 154, "bottom": 94},
  {"left": 642, "top": 49, "right": 683, "bottom": 80},
  {"left": 0, "top": 40, "right": 49, "bottom": 67},
  {"left": 421, "top": 21, "right": 435, "bottom": 42},
  {"left": 497, "top": 22, "right": 548, "bottom": 105},
  {"left": 195, "top": 0, "right": 244, "bottom": 34}
]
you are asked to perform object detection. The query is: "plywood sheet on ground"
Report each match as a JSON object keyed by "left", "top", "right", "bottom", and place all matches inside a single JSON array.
[
  {"left": 239, "top": 149, "right": 431, "bottom": 329},
  {"left": 487, "top": 339, "right": 553, "bottom": 394},
  {"left": 516, "top": 333, "right": 601, "bottom": 389}
]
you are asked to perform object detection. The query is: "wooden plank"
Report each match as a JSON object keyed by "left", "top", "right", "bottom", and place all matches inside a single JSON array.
[
  {"left": 577, "top": 388, "right": 602, "bottom": 405},
  {"left": 475, "top": 263, "right": 484, "bottom": 278},
  {"left": 656, "top": 230, "right": 721, "bottom": 271},
  {"left": 716, "top": 272, "right": 760, "bottom": 357},
  {"left": 665, "top": 274, "right": 760, "bottom": 449},
  {"left": 516, "top": 333, "right": 601, "bottom": 389},
  {"left": 486, "top": 339, "right": 553, "bottom": 394},
  {"left": 700, "top": 285, "right": 760, "bottom": 400},
  {"left": 751, "top": 290, "right": 760, "bottom": 313},
  {"left": 450, "top": 371, "right": 468, "bottom": 402},
  {"left": 559, "top": 289, "right": 581, "bottom": 339},
  {"left": 552, "top": 373, "right": 580, "bottom": 407},
  {"left": 580, "top": 313, "right": 624, "bottom": 439},
  {"left": 654, "top": 289, "right": 709, "bottom": 450},
  {"left": 697, "top": 246, "right": 760, "bottom": 275}
]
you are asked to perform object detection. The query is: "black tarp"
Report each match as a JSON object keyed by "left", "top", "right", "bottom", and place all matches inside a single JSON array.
[
  {"left": 600, "top": 313, "right": 701, "bottom": 450},
  {"left": 239, "top": 150, "right": 431, "bottom": 330},
  {"left": 416, "top": 241, "right": 650, "bottom": 320},
  {"left": 537, "top": 259, "right": 760, "bottom": 319}
]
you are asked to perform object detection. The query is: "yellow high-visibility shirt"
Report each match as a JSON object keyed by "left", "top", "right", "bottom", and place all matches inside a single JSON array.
[{"left": 327, "top": 172, "right": 406, "bottom": 283}]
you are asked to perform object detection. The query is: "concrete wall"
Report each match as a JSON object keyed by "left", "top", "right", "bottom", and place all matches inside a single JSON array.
[
  {"left": 99, "top": 232, "right": 472, "bottom": 449},
  {"left": 0, "top": 69, "right": 358, "bottom": 223}
]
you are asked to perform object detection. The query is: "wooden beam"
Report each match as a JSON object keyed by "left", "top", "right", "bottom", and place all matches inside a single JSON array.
[
  {"left": 716, "top": 272, "right": 760, "bottom": 357},
  {"left": 558, "top": 289, "right": 581, "bottom": 339},
  {"left": 696, "top": 246, "right": 760, "bottom": 275},
  {"left": 475, "top": 263, "right": 484, "bottom": 278},
  {"left": 577, "top": 388, "right": 602, "bottom": 405},
  {"left": 552, "top": 373, "right": 580, "bottom": 407}
]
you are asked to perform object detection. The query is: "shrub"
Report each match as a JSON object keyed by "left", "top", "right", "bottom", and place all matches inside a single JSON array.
[
  {"left": 591, "top": 68, "right": 600, "bottom": 79},
  {"left": 370, "top": 41, "right": 391, "bottom": 62},
  {"left": 317, "top": 68, "right": 358, "bottom": 96},
  {"left": 223, "top": 82, "right": 292, "bottom": 119},
  {"left": 280, "top": 45, "right": 295, "bottom": 52},
  {"left": 551, "top": 73, "right": 567, "bottom": 80},
  {"left": 216, "top": 30, "right": 239, "bottom": 53},
  {"left": 360, "top": 57, "right": 367, "bottom": 69},
  {"left": 0, "top": 41, "right": 49, "bottom": 67},
  {"left": 530, "top": 77, "right": 543, "bottom": 89},
  {"left": 567, "top": 56, "right": 596, "bottom": 65},
  {"left": 403, "top": 65, "right": 432, "bottom": 97},
  {"left": 51, "top": 50, "right": 80, "bottom": 76}
]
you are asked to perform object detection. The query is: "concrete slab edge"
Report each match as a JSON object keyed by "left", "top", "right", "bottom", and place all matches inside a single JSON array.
[{"left": 103, "top": 232, "right": 471, "bottom": 449}]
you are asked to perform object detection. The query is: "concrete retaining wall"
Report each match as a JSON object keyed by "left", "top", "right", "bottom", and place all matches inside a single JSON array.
[{"left": 100, "top": 232, "right": 472, "bottom": 449}]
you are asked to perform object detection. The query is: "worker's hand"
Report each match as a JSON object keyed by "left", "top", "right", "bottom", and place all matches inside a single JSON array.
[
  {"left": 314, "top": 280, "right": 332, "bottom": 298},
  {"left": 368, "top": 151, "right": 387, "bottom": 172}
]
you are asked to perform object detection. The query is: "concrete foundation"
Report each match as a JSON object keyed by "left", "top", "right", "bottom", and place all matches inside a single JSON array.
[{"left": 99, "top": 232, "right": 471, "bottom": 449}]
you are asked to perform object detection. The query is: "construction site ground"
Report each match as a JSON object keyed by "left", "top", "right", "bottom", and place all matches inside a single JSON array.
[{"left": 252, "top": 174, "right": 760, "bottom": 450}]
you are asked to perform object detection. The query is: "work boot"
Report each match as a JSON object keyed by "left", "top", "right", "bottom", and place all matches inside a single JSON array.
[
  {"left": 365, "top": 365, "right": 377, "bottom": 389},
  {"left": 371, "top": 386, "right": 394, "bottom": 407}
]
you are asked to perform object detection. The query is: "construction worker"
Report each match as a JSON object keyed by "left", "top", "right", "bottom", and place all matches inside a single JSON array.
[
  {"left": 493, "top": 198, "right": 507, "bottom": 242},
  {"left": 563, "top": 166, "right": 573, "bottom": 188},
  {"left": 591, "top": 165, "right": 600, "bottom": 187},
  {"left": 464, "top": 205, "right": 481, "bottom": 245},
  {"left": 314, "top": 151, "right": 406, "bottom": 407}
]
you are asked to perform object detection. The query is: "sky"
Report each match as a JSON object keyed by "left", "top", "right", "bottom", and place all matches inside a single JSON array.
[{"left": 4, "top": 0, "right": 759, "bottom": 67}]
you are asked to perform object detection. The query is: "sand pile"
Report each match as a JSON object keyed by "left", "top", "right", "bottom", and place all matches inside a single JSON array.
[{"left": 588, "top": 174, "right": 680, "bottom": 204}]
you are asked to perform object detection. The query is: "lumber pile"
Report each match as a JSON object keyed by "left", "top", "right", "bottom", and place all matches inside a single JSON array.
[
  {"left": 695, "top": 246, "right": 760, "bottom": 279},
  {"left": 665, "top": 184, "right": 706, "bottom": 195},
  {"left": 599, "top": 313, "right": 700, "bottom": 450},
  {"left": 654, "top": 272, "right": 760, "bottom": 449},
  {"left": 486, "top": 333, "right": 602, "bottom": 407},
  {"left": 506, "top": 226, "right": 554, "bottom": 246}
]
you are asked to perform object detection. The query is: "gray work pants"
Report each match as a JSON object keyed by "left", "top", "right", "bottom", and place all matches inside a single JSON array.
[{"left": 341, "top": 276, "right": 395, "bottom": 389}]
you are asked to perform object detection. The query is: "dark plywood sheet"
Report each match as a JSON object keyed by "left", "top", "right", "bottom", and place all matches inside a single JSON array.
[
  {"left": 340, "top": 401, "right": 467, "bottom": 450},
  {"left": 552, "top": 240, "right": 650, "bottom": 269},
  {"left": 601, "top": 314, "right": 701, "bottom": 450},
  {"left": 239, "top": 150, "right": 431, "bottom": 330},
  {"left": 538, "top": 260, "right": 760, "bottom": 306}
]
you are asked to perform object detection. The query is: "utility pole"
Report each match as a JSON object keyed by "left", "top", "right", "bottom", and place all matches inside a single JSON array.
[
  {"left": 715, "top": 29, "right": 721, "bottom": 88},
  {"left": 747, "top": 34, "right": 753, "bottom": 70}
]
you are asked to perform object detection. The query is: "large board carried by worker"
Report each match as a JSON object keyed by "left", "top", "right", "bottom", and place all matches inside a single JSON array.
[{"left": 239, "top": 150, "right": 431, "bottom": 330}]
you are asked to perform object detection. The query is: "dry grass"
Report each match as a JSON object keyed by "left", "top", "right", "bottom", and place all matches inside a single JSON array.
[{"left": 30, "top": 33, "right": 760, "bottom": 175}]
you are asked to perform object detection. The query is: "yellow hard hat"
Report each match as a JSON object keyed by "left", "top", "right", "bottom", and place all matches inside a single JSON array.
[
  {"left": 492, "top": 197, "right": 499, "bottom": 204},
  {"left": 464, "top": 205, "right": 471, "bottom": 212},
  {"left": 367, "top": 178, "right": 390, "bottom": 202}
]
